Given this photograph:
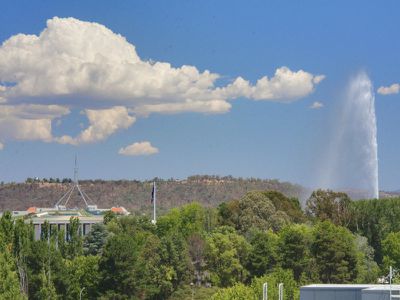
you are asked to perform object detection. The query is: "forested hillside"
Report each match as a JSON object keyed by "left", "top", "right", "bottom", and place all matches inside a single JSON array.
[{"left": 0, "top": 175, "right": 305, "bottom": 212}]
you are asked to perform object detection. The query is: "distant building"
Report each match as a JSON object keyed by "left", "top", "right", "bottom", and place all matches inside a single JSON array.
[
  {"left": 28, "top": 208, "right": 103, "bottom": 240},
  {"left": 9, "top": 204, "right": 129, "bottom": 240},
  {"left": 3, "top": 158, "right": 130, "bottom": 240},
  {"left": 300, "top": 284, "right": 400, "bottom": 300},
  {"left": 110, "top": 206, "right": 129, "bottom": 215}
]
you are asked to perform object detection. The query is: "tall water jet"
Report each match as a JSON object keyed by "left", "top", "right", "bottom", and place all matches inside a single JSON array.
[{"left": 320, "top": 72, "right": 379, "bottom": 199}]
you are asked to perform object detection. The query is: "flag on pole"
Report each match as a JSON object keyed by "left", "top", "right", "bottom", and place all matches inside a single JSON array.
[
  {"left": 151, "top": 181, "right": 156, "bottom": 204},
  {"left": 151, "top": 181, "right": 157, "bottom": 224}
]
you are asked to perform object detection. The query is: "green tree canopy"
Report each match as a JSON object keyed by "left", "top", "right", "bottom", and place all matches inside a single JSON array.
[
  {"left": 205, "top": 226, "right": 250, "bottom": 287},
  {"left": 311, "top": 221, "right": 358, "bottom": 283},
  {"left": 246, "top": 229, "right": 279, "bottom": 279},
  {"left": 278, "top": 224, "right": 314, "bottom": 281},
  {"left": 306, "top": 189, "right": 352, "bottom": 227}
]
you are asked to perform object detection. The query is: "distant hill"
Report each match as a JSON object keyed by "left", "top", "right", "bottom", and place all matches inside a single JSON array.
[{"left": 0, "top": 175, "right": 307, "bottom": 213}]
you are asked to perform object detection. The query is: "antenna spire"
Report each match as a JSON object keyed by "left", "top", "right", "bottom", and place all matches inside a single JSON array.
[
  {"left": 54, "top": 154, "right": 93, "bottom": 209},
  {"left": 74, "top": 154, "right": 78, "bottom": 183}
]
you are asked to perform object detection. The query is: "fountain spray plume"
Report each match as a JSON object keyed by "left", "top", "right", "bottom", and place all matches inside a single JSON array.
[{"left": 320, "top": 71, "right": 379, "bottom": 199}]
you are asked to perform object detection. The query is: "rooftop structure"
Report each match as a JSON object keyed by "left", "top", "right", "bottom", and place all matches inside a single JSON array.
[
  {"left": 300, "top": 284, "right": 400, "bottom": 300},
  {"left": 5, "top": 157, "right": 130, "bottom": 240}
]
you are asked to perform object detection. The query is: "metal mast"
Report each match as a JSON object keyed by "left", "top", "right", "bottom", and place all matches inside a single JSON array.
[
  {"left": 152, "top": 181, "right": 157, "bottom": 224},
  {"left": 74, "top": 154, "right": 78, "bottom": 184},
  {"left": 54, "top": 155, "right": 92, "bottom": 209}
]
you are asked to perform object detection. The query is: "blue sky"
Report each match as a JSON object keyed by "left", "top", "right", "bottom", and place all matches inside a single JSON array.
[{"left": 0, "top": 0, "right": 399, "bottom": 191}]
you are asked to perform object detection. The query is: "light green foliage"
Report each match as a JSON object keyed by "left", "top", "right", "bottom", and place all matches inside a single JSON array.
[
  {"left": 205, "top": 226, "right": 250, "bottom": 286},
  {"left": 63, "top": 255, "right": 100, "bottom": 299},
  {"left": 382, "top": 232, "right": 400, "bottom": 271},
  {"left": 204, "top": 207, "right": 218, "bottom": 233},
  {"left": 168, "top": 285, "right": 219, "bottom": 300},
  {"left": 312, "top": 221, "right": 358, "bottom": 283},
  {"left": 0, "top": 250, "right": 26, "bottom": 300},
  {"left": 354, "top": 235, "right": 379, "bottom": 283},
  {"left": 157, "top": 202, "right": 206, "bottom": 238},
  {"left": 211, "top": 283, "right": 256, "bottom": 300},
  {"left": 117, "top": 214, "right": 155, "bottom": 235},
  {"left": 246, "top": 229, "right": 279, "bottom": 278},
  {"left": 212, "top": 268, "right": 299, "bottom": 300},
  {"left": 252, "top": 268, "right": 299, "bottom": 300}
]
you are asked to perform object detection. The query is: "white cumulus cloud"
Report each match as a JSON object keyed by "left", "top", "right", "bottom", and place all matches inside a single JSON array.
[
  {"left": 55, "top": 106, "right": 135, "bottom": 145},
  {"left": 377, "top": 83, "right": 400, "bottom": 95},
  {"left": 0, "top": 17, "right": 325, "bottom": 147},
  {"left": 0, "top": 104, "right": 69, "bottom": 143},
  {"left": 215, "top": 69, "right": 325, "bottom": 102},
  {"left": 119, "top": 141, "right": 159, "bottom": 156},
  {"left": 310, "top": 101, "right": 324, "bottom": 109}
]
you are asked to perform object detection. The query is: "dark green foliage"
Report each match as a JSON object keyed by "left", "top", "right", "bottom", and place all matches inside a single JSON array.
[
  {"left": 98, "top": 233, "right": 141, "bottom": 297},
  {"left": 246, "top": 229, "right": 278, "bottom": 278},
  {"left": 35, "top": 268, "right": 57, "bottom": 300},
  {"left": 278, "top": 224, "right": 314, "bottom": 281},
  {"left": 218, "top": 200, "right": 240, "bottom": 228},
  {"left": 187, "top": 233, "right": 206, "bottom": 285},
  {"left": 103, "top": 210, "right": 116, "bottom": 225},
  {"left": 83, "top": 223, "right": 109, "bottom": 255},
  {"left": 263, "top": 191, "right": 305, "bottom": 223},
  {"left": 12, "top": 219, "right": 32, "bottom": 296},
  {"left": 1, "top": 211, "right": 14, "bottom": 245},
  {"left": 218, "top": 190, "right": 304, "bottom": 233},
  {"left": 306, "top": 189, "right": 352, "bottom": 227},
  {"left": 65, "top": 217, "right": 83, "bottom": 259},
  {"left": 311, "top": 221, "right": 358, "bottom": 283},
  {"left": 349, "top": 197, "right": 400, "bottom": 263}
]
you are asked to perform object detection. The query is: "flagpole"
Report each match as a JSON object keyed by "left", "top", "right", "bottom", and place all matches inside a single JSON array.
[{"left": 152, "top": 181, "right": 157, "bottom": 224}]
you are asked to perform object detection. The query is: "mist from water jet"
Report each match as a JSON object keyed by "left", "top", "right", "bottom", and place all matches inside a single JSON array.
[{"left": 319, "top": 72, "right": 379, "bottom": 199}]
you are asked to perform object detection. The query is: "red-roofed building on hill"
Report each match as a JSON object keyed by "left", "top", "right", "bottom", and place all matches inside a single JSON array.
[
  {"left": 111, "top": 206, "right": 129, "bottom": 215},
  {"left": 27, "top": 207, "right": 37, "bottom": 214}
]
